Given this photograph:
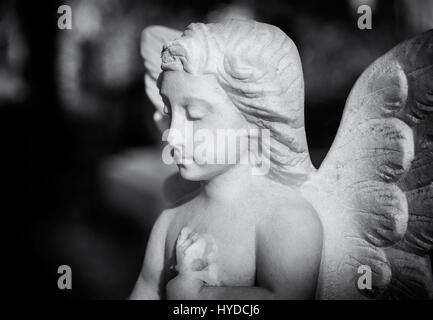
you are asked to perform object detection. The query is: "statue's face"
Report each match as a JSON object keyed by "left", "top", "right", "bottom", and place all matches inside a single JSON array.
[{"left": 160, "top": 70, "right": 250, "bottom": 181}]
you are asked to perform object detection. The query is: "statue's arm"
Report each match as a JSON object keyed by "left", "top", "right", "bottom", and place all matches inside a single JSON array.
[
  {"left": 174, "top": 207, "right": 323, "bottom": 300},
  {"left": 253, "top": 207, "right": 322, "bottom": 299},
  {"left": 129, "top": 211, "right": 171, "bottom": 300}
]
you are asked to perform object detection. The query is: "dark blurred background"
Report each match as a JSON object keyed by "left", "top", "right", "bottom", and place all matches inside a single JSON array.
[{"left": 2, "top": 0, "right": 432, "bottom": 299}]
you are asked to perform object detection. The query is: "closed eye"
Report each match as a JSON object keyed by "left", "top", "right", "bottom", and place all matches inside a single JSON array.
[
  {"left": 186, "top": 104, "right": 208, "bottom": 120},
  {"left": 184, "top": 98, "right": 212, "bottom": 120}
]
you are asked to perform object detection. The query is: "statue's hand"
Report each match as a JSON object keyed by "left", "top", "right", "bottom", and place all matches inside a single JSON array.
[
  {"left": 166, "top": 274, "right": 203, "bottom": 300},
  {"left": 174, "top": 227, "right": 221, "bottom": 286}
]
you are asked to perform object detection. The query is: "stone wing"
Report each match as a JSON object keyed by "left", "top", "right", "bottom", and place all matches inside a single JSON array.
[
  {"left": 301, "top": 30, "right": 433, "bottom": 299},
  {"left": 141, "top": 25, "right": 182, "bottom": 131}
]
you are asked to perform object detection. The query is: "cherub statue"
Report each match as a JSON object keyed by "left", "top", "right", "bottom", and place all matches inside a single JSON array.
[{"left": 130, "top": 19, "right": 433, "bottom": 299}]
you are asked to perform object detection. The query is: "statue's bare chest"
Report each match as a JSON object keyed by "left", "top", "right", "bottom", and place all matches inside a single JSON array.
[{"left": 164, "top": 209, "right": 256, "bottom": 287}]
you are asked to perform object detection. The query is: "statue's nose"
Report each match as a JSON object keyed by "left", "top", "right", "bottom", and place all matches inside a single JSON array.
[{"left": 166, "top": 128, "right": 183, "bottom": 148}]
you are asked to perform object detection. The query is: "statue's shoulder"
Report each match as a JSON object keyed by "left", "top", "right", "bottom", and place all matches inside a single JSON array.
[
  {"left": 255, "top": 186, "right": 323, "bottom": 274},
  {"left": 259, "top": 187, "right": 322, "bottom": 239}
]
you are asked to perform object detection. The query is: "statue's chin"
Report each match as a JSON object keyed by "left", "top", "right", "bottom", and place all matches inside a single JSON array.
[
  {"left": 177, "top": 163, "right": 230, "bottom": 182},
  {"left": 177, "top": 164, "right": 203, "bottom": 181}
]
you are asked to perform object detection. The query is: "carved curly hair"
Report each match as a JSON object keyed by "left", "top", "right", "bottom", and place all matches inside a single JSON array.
[{"left": 161, "top": 19, "right": 313, "bottom": 184}]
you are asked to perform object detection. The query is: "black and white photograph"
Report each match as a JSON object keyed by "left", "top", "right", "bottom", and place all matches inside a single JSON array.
[{"left": 3, "top": 0, "right": 432, "bottom": 306}]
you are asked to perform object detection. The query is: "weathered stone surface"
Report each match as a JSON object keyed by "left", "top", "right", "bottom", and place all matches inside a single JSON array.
[{"left": 136, "top": 20, "right": 433, "bottom": 300}]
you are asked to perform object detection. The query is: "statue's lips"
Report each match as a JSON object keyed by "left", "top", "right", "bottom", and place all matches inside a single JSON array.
[
  {"left": 172, "top": 149, "right": 193, "bottom": 165},
  {"left": 174, "top": 158, "right": 193, "bottom": 165}
]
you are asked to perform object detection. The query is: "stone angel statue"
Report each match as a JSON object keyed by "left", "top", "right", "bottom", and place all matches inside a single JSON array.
[{"left": 130, "top": 19, "right": 433, "bottom": 300}]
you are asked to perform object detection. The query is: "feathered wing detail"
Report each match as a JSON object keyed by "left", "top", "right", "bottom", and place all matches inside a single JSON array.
[
  {"left": 140, "top": 26, "right": 182, "bottom": 129},
  {"left": 301, "top": 30, "right": 433, "bottom": 299}
]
